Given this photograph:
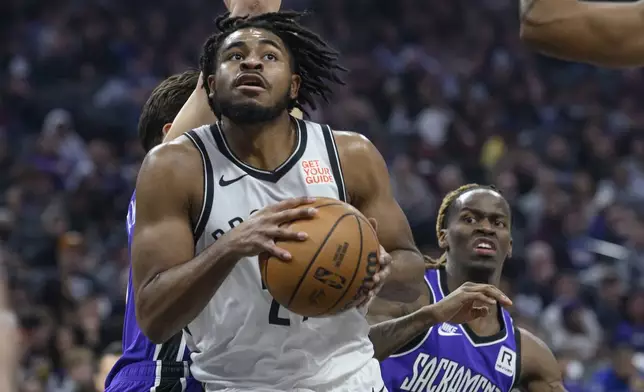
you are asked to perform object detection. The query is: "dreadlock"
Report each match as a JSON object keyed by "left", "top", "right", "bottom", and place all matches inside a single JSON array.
[
  {"left": 425, "top": 183, "right": 505, "bottom": 269},
  {"left": 199, "top": 11, "right": 346, "bottom": 115}
]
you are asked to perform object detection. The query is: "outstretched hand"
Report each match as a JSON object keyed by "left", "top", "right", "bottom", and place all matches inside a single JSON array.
[{"left": 428, "top": 282, "right": 512, "bottom": 325}]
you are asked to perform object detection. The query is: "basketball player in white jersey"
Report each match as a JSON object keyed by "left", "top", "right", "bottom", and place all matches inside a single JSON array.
[{"left": 130, "top": 11, "right": 437, "bottom": 391}]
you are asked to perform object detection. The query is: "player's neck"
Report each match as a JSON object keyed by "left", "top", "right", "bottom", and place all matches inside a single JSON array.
[
  {"left": 445, "top": 261, "right": 503, "bottom": 334},
  {"left": 444, "top": 260, "right": 500, "bottom": 289},
  {"left": 220, "top": 112, "right": 296, "bottom": 171}
]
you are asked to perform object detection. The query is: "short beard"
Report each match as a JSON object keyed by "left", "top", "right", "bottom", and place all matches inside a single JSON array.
[{"left": 214, "top": 90, "right": 291, "bottom": 125}]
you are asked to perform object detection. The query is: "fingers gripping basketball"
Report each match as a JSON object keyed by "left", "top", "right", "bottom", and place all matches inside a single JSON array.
[{"left": 259, "top": 197, "right": 381, "bottom": 317}]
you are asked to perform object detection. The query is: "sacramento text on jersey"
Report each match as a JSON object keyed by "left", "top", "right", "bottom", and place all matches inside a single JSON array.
[{"left": 400, "top": 353, "right": 503, "bottom": 392}]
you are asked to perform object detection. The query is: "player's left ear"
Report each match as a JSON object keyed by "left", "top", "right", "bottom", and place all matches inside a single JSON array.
[
  {"left": 162, "top": 123, "right": 172, "bottom": 136},
  {"left": 289, "top": 74, "right": 301, "bottom": 100},
  {"left": 508, "top": 239, "right": 513, "bottom": 259}
]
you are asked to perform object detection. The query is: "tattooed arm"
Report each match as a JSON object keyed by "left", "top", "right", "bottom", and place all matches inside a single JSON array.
[
  {"left": 369, "top": 282, "right": 512, "bottom": 361},
  {"left": 369, "top": 302, "right": 438, "bottom": 361},
  {"left": 518, "top": 328, "right": 568, "bottom": 392},
  {"left": 520, "top": 0, "right": 644, "bottom": 67}
]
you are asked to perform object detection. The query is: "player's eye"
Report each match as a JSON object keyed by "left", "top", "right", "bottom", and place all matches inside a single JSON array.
[
  {"left": 462, "top": 216, "right": 476, "bottom": 224},
  {"left": 228, "top": 53, "right": 244, "bottom": 61},
  {"left": 264, "top": 53, "right": 277, "bottom": 61},
  {"left": 495, "top": 220, "right": 506, "bottom": 228}
]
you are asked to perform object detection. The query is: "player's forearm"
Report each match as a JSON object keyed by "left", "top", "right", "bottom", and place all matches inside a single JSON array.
[
  {"left": 377, "top": 249, "right": 426, "bottom": 304},
  {"left": 163, "top": 76, "right": 217, "bottom": 143},
  {"left": 369, "top": 305, "right": 438, "bottom": 361},
  {"left": 226, "top": 0, "right": 282, "bottom": 17},
  {"left": 520, "top": 0, "right": 644, "bottom": 67},
  {"left": 135, "top": 238, "right": 239, "bottom": 343}
]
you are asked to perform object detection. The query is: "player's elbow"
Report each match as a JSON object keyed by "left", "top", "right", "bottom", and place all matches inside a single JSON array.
[{"left": 135, "top": 289, "right": 174, "bottom": 344}]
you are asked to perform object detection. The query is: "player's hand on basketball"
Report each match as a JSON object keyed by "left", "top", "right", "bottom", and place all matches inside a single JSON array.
[
  {"left": 227, "top": 196, "right": 318, "bottom": 261},
  {"left": 428, "top": 282, "right": 512, "bottom": 325},
  {"left": 357, "top": 219, "right": 392, "bottom": 309}
]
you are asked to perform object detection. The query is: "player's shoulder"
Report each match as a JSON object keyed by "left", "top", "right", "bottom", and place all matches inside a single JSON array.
[
  {"left": 331, "top": 130, "right": 381, "bottom": 163},
  {"left": 138, "top": 134, "right": 202, "bottom": 185},
  {"left": 517, "top": 327, "right": 548, "bottom": 351},
  {"left": 517, "top": 327, "right": 559, "bottom": 380},
  {"left": 144, "top": 135, "right": 200, "bottom": 169}
]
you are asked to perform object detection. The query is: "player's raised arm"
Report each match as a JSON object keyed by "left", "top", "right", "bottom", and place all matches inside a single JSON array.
[
  {"left": 520, "top": 0, "right": 644, "bottom": 67},
  {"left": 335, "top": 131, "right": 426, "bottom": 313},
  {"left": 132, "top": 139, "right": 316, "bottom": 343},
  {"left": 517, "top": 328, "right": 568, "bottom": 392}
]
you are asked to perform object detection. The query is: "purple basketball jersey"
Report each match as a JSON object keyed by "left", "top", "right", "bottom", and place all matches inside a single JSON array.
[
  {"left": 380, "top": 266, "right": 521, "bottom": 392},
  {"left": 105, "top": 191, "right": 192, "bottom": 387}
]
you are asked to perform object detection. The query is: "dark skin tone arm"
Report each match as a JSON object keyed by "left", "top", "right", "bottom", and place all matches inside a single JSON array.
[
  {"left": 334, "top": 131, "right": 447, "bottom": 360},
  {"left": 132, "top": 140, "right": 238, "bottom": 343},
  {"left": 520, "top": 0, "right": 644, "bottom": 67},
  {"left": 335, "top": 131, "right": 427, "bottom": 309},
  {"left": 519, "top": 328, "right": 568, "bottom": 392}
]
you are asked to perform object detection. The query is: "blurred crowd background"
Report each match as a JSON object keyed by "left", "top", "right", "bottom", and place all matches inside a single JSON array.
[{"left": 2, "top": 0, "right": 644, "bottom": 391}]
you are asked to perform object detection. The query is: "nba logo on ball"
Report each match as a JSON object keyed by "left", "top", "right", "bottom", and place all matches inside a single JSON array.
[{"left": 260, "top": 198, "right": 380, "bottom": 318}]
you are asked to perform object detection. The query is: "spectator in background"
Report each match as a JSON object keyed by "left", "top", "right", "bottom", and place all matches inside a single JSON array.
[
  {"left": 94, "top": 342, "right": 121, "bottom": 392},
  {"left": 614, "top": 290, "right": 644, "bottom": 353},
  {"left": 541, "top": 274, "right": 602, "bottom": 360},
  {"left": 514, "top": 241, "right": 557, "bottom": 318},
  {"left": 390, "top": 154, "right": 435, "bottom": 247},
  {"left": 593, "top": 271, "right": 627, "bottom": 337},
  {"left": 588, "top": 344, "right": 635, "bottom": 392}
]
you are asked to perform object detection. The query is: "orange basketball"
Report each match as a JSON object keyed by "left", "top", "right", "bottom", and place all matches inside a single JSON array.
[{"left": 259, "top": 197, "right": 380, "bottom": 318}]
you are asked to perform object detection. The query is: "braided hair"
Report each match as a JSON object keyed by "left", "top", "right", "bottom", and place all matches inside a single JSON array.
[
  {"left": 425, "top": 184, "right": 506, "bottom": 269},
  {"left": 199, "top": 11, "right": 347, "bottom": 115}
]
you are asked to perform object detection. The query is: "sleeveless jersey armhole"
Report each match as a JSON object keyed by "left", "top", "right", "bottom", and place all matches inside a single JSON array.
[
  {"left": 319, "top": 123, "right": 347, "bottom": 202},
  {"left": 512, "top": 325, "right": 523, "bottom": 390},
  {"left": 184, "top": 130, "right": 214, "bottom": 241}
]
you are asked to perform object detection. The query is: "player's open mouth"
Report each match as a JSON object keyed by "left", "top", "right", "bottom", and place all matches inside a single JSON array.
[
  {"left": 235, "top": 73, "right": 267, "bottom": 92},
  {"left": 472, "top": 238, "right": 497, "bottom": 256}
]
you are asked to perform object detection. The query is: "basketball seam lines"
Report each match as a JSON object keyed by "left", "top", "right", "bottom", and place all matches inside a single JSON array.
[
  {"left": 311, "top": 213, "right": 364, "bottom": 316},
  {"left": 286, "top": 211, "right": 355, "bottom": 309},
  {"left": 263, "top": 202, "right": 343, "bottom": 309}
]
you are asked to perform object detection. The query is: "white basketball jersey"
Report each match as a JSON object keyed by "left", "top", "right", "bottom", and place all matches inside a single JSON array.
[{"left": 182, "top": 119, "right": 383, "bottom": 391}]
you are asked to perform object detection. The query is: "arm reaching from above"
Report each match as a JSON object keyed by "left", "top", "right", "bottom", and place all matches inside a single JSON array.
[
  {"left": 520, "top": 0, "right": 644, "bottom": 67},
  {"left": 224, "top": 0, "right": 282, "bottom": 16}
]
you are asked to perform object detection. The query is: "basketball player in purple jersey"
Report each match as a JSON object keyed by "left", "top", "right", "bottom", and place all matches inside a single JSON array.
[
  {"left": 105, "top": 71, "right": 204, "bottom": 392},
  {"left": 380, "top": 184, "right": 566, "bottom": 392}
]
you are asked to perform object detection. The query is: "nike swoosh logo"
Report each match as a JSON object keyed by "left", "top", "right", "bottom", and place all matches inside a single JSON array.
[
  {"left": 437, "top": 327, "right": 462, "bottom": 337},
  {"left": 219, "top": 174, "right": 248, "bottom": 187}
]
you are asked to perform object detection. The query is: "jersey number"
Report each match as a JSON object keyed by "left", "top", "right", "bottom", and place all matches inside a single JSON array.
[
  {"left": 268, "top": 300, "right": 308, "bottom": 326},
  {"left": 263, "top": 277, "right": 308, "bottom": 326}
]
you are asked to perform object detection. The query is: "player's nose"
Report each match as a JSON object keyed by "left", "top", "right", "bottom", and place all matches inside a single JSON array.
[
  {"left": 240, "top": 57, "right": 263, "bottom": 71},
  {"left": 476, "top": 219, "right": 496, "bottom": 235}
]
